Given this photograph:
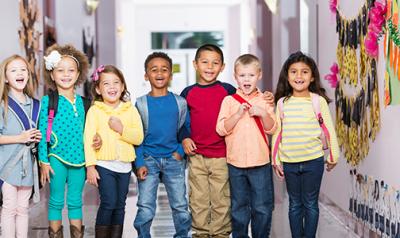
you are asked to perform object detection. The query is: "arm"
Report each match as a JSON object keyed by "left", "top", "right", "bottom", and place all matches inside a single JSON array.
[
  {"left": 84, "top": 107, "right": 98, "bottom": 167},
  {"left": 270, "top": 105, "right": 284, "bottom": 178},
  {"left": 216, "top": 97, "right": 246, "bottom": 136},
  {"left": 119, "top": 107, "right": 144, "bottom": 145},
  {"left": 37, "top": 96, "right": 50, "bottom": 164},
  {"left": 261, "top": 100, "right": 277, "bottom": 134},
  {"left": 320, "top": 98, "right": 340, "bottom": 165}
]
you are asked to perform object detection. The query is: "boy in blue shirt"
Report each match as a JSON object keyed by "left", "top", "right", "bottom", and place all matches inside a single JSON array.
[{"left": 134, "top": 52, "right": 191, "bottom": 238}]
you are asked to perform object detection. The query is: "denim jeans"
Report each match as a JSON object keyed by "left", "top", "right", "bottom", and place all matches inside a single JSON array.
[
  {"left": 228, "top": 163, "right": 274, "bottom": 238},
  {"left": 283, "top": 157, "right": 324, "bottom": 238},
  {"left": 134, "top": 155, "right": 191, "bottom": 238},
  {"left": 96, "top": 166, "right": 131, "bottom": 225}
]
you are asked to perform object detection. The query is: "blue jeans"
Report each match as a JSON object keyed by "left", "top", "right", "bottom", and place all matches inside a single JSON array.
[
  {"left": 228, "top": 163, "right": 274, "bottom": 238},
  {"left": 283, "top": 157, "right": 324, "bottom": 238},
  {"left": 134, "top": 155, "right": 191, "bottom": 238},
  {"left": 96, "top": 166, "right": 131, "bottom": 225}
]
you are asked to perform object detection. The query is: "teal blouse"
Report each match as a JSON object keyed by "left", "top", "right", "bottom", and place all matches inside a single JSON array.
[{"left": 38, "top": 94, "right": 86, "bottom": 167}]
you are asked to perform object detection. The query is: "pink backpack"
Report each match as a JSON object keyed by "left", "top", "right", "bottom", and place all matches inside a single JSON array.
[{"left": 271, "top": 93, "right": 333, "bottom": 165}]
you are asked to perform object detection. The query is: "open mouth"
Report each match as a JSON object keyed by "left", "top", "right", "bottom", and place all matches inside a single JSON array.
[
  {"left": 243, "top": 84, "right": 252, "bottom": 90},
  {"left": 107, "top": 91, "right": 118, "bottom": 97},
  {"left": 61, "top": 78, "right": 72, "bottom": 83},
  {"left": 294, "top": 79, "right": 305, "bottom": 85},
  {"left": 16, "top": 78, "right": 25, "bottom": 83}
]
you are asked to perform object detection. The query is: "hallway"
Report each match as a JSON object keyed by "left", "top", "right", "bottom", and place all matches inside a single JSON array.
[{"left": 12, "top": 175, "right": 358, "bottom": 238}]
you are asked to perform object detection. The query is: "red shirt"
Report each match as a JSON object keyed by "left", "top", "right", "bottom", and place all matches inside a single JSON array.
[{"left": 181, "top": 81, "right": 236, "bottom": 158}]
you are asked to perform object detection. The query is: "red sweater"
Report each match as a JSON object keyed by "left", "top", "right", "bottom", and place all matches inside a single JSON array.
[{"left": 181, "top": 81, "right": 236, "bottom": 158}]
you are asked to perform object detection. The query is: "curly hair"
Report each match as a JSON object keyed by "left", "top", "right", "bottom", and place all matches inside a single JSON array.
[
  {"left": 274, "top": 51, "right": 331, "bottom": 103},
  {"left": 91, "top": 65, "right": 130, "bottom": 102},
  {"left": 144, "top": 52, "right": 173, "bottom": 72},
  {"left": 43, "top": 44, "right": 89, "bottom": 90}
]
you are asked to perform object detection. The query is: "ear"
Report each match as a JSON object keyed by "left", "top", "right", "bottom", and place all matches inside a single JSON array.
[
  {"left": 220, "top": 63, "right": 225, "bottom": 72},
  {"left": 192, "top": 60, "right": 198, "bottom": 71},
  {"left": 258, "top": 70, "right": 263, "bottom": 80},
  {"left": 50, "top": 72, "right": 55, "bottom": 81},
  {"left": 311, "top": 77, "right": 314, "bottom": 82},
  {"left": 144, "top": 73, "right": 149, "bottom": 81},
  {"left": 95, "top": 85, "right": 101, "bottom": 95}
]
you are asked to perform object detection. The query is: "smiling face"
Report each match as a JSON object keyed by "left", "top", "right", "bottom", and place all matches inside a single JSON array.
[
  {"left": 5, "top": 58, "right": 29, "bottom": 94},
  {"left": 145, "top": 57, "right": 172, "bottom": 90},
  {"left": 234, "top": 63, "right": 262, "bottom": 95},
  {"left": 287, "top": 62, "right": 313, "bottom": 97},
  {"left": 51, "top": 57, "right": 80, "bottom": 92},
  {"left": 95, "top": 72, "right": 124, "bottom": 108},
  {"left": 193, "top": 50, "right": 225, "bottom": 85}
]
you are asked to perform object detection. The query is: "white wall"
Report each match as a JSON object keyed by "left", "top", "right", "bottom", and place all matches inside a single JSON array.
[
  {"left": 0, "top": 1, "right": 23, "bottom": 61},
  {"left": 117, "top": 0, "right": 252, "bottom": 98}
]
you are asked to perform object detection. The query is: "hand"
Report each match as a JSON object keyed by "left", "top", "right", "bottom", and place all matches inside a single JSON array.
[
  {"left": 33, "top": 130, "right": 42, "bottom": 143},
  {"left": 136, "top": 166, "right": 148, "bottom": 181},
  {"left": 172, "top": 151, "right": 183, "bottom": 161},
  {"left": 248, "top": 105, "right": 266, "bottom": 118},
  {"left": 20, "top": 128, "right": 41, "bottom": 144},
  {"left": 86, "top": 166, "right": 100, "bottom": 187},
  {"left": 273, "top": 164, "right": 284, "bottom": 179},
  {"left": 236, "top": 103, "right": 250, "bottom": 118},
  {"left": 92, "top": 133, "right": 102, "bottom": 150},
  {"left": 263, "top": 91, "right": 275, "bottom": 107},
  {"left": 326, "top": 162, "right": 337, "bottom": 172},
  {"left": 108, "top": 116, "right": 123, "bottom": 135},
  {"left": 182, "top": 138, "right": 197, "bottom": 156},
  {"left": 40, "top": 163, "right": 54, "bottom": 186}
]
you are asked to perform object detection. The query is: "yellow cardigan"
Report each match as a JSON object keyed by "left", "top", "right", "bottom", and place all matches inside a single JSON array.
[{"left": 84, "top": 101, "right": 144, "bottom": 167}]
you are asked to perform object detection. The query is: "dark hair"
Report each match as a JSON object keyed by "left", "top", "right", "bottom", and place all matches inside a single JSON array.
[
  {"left": 91, "top": 65, "right": 130, "bottom": 102},
  {"left": 194, "top": 44, "right": 224, "bottom": 63},
  {"left": 274, "top": 51, "right": 331, "bottom": 103},
  {"left": 144, "top": 52, "right": 172, "bottom": 72},
  {"left": 43, "top": 44, "right": 89, "bottom": 90}
]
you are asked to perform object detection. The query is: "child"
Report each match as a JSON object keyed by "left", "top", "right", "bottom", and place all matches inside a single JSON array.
[
  {"left": 216, "top": 54, "right": 277, "bottom": 238},
  {"left": 133, "top": 52, "right": 191, "bottom": 238},
  {"left": 271, "top": 51, "right": 339, "bottom": 238},
  {"left": 0, "top": 55, "right": 41, "bottom": 238},
  {"left": 180, "top": 44, "right": 235, "bottom": 238},
  {"left": 84, "top": 65, "right": 144, "bottom": 238},
  {"left": 38, "top": 44, "right": 92, "bottom": 238}
]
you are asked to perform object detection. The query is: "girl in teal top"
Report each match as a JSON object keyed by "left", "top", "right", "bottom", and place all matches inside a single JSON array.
[{"left": 38, "top": 44, "right": 91, "bottom": 238}]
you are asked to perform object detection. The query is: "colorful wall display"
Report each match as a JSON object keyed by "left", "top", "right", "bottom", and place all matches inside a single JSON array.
[
  {"left": 384, "top": 0, "right": 400, "bottom": 105},
  {"left": 334, "top": 0, "right": 382, "bottom": 166}
]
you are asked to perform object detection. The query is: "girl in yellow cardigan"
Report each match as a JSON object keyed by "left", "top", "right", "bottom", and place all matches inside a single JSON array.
[{"left": 84, "top": 65, "right": 143, "bottom": 238}]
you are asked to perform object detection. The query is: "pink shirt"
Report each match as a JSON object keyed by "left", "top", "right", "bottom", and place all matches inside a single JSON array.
[{"left": 216, "top": 89, "right": 277, "bottom": 168}]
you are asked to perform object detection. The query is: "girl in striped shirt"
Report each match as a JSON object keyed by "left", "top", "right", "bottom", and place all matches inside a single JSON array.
[{"left": 271, "top": 51, "right": 339, "bottom": 238}]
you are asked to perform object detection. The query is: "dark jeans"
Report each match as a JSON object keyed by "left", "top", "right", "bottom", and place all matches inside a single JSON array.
[
  {"left": 96, "top": 165, "right": 131, "bottom": 225},
  {"left": 283, "top": 157, "right": 324, "bottom": 238},
  {"left": 228, "top": 163, "right": 274, "bottom": 238}
]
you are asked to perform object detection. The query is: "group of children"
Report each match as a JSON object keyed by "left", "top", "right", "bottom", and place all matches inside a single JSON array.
[{"left": 0, "top": 43, "right": 339, "bottom": 238}]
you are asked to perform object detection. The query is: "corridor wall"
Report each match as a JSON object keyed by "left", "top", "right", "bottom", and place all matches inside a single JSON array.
[{"left": 317, "top": 0, "right": 399, "bottom": 213}]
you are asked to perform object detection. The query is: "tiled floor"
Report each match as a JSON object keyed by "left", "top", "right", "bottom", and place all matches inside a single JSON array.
[{"left": 2, "top": 176, "right": 360, "bottom": 237}]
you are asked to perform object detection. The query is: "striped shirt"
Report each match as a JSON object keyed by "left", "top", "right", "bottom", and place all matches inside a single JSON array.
[{"left": 271, "top": 96, "right": 339, "bottom": 165}]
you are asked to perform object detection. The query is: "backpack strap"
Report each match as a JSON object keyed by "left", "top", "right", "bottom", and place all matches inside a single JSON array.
[
  {"left": 310, "top": 93, "right": 334, "bottom": 163},
  {"left": 173, "top": 93, "right": 187, "bottom": 131},
  {"left": 136, "top": 95, "right": 148, "bottom": 136},
  {"left": 271, "top": 97, "right": 285, "bottom": 165},
  {"left": 46, "top": 90, "right": 58, "bottom": 142},
  {"left": 7, "top": 96, "right": 40, "bottom": 130},
  {"left": 231, "top": 94, "right": 269, "bottom": 147}
]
